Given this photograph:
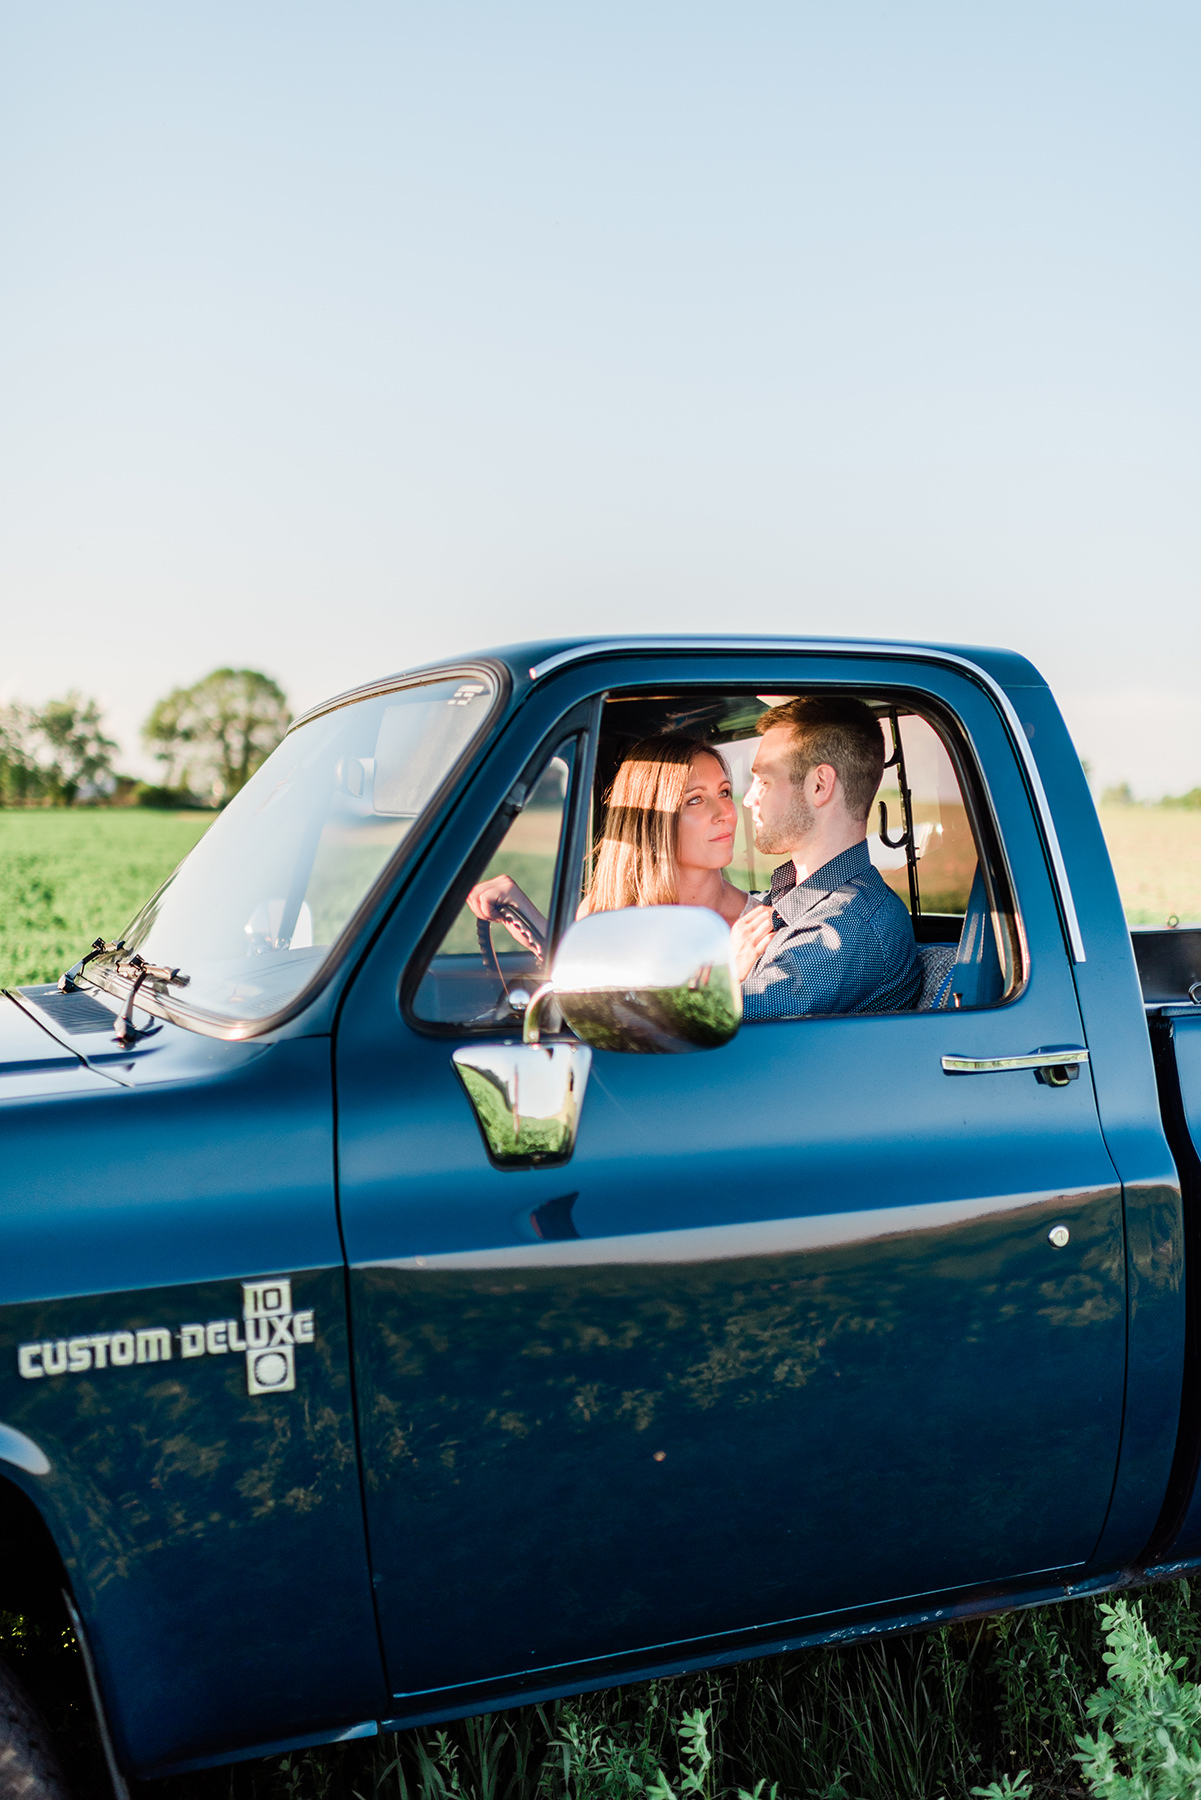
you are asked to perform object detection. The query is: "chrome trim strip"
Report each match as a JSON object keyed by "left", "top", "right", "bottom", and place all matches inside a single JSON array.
[
  {"left": 362, "top": 1186, "right": 1099, "bottom": 1273},
  {"left": 0, "top": 1422, "right": 50, "bottom": 1476},
  {"left": 942, "top": 1048, "right": 1090, "bottom": 1075},
  {"left": 527, "top": 637, "right": 1087, "bottom": 964},
  {"left": 288, "top": 657, "right": 507, "bottom": 734},
  {"left": 383, "top": 1561, "right": 1105, "bottom": 1706},
  {"left": 63, "top": 1589, "right": 132, "bottom": 1800}
]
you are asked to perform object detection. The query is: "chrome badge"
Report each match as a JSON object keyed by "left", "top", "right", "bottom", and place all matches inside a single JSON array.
[
  {"left": 237, "top": 1279, "right": 309, "bottom": 1395},
  {"left": 16, "top": 1278, "right": 315, "bottom": 1397}
]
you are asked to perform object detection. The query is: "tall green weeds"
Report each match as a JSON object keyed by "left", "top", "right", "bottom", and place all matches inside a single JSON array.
[{"left": 6, "top": 1576, "right": 1180, "bottom": 1800}]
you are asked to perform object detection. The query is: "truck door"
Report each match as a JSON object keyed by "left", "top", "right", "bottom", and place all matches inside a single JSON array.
[{"left": 334, "top": 651, "right": 1125, "bottom": 1709}]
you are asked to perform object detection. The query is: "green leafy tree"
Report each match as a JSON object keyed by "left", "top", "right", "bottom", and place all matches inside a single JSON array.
[
  {"left": 142, "top": 668, "right": 291, "bottom": 802},
  {"left": 34, "top": 693, "right": 119, "bottom": 804},
  {"left": 0, "top": 703, "right": 42, "bottom": 804},
  {"left": 1, "top": 695, "right": 117, "bottom": 806}
]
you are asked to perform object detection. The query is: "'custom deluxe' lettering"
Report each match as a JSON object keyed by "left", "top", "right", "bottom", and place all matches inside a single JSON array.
[{"left": 16, "top": 1282, "right": 314, "bottom": 1397}]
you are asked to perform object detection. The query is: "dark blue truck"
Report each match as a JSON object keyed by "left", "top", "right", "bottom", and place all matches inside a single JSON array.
[{"left": 3, "top": 636, "right": 1201, "bottom": 1797}]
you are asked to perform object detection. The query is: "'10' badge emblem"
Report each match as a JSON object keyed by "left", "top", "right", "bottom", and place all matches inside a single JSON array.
[
  {"left": 243, "top": 1280, "right": 305, "bottom": 1394},
  {"left": 177, "top": 1280, "right": 315, "bottom": 1395},
  {"left": 16, "top": 1278, "right": 316, "bottom": 1396}
]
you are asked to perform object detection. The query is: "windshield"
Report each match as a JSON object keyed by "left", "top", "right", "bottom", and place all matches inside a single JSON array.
[{"left": 108, "top": 672, "right": 499, "bottom": 1026}]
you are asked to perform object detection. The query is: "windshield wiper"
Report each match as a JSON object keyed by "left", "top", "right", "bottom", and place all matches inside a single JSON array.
[
  {"left": 59, "top": 937, "right": 124, "bottom": 993},
  {"left": 59, "top": 939, "right": 191, "bottom": 1045}
]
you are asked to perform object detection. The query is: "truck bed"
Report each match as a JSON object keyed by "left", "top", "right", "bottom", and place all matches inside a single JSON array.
[{"left": 1132, "top": 926, "right": 1201, "bottom": 1006}]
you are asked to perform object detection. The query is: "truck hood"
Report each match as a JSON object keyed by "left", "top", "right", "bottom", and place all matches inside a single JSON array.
[
  {"left": 5, "top": 984, "right": 276, "bottom": 1088},
  {"left": 0, "top": 990, "right": 123, "bottom": 1098}
]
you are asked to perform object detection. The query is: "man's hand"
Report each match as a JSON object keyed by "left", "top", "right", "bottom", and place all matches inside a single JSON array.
[{"left": 730, "top": 904, "right": 775, "bottom": 982}]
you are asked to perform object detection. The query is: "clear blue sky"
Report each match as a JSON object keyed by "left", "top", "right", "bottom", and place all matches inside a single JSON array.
[{"left": 2, "top": 2, "right": 1197, "bottom": 794}]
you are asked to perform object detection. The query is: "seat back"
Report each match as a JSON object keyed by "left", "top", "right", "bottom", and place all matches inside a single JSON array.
[
  {"left": 949, "top": 862, "right": 1004, "bottom": 1008},
  {"left": 915, "top": 864, "right": 1004, "bottom": 1012},
  {"left": 916, "top": 943, "right": 957, "bottom": 1011}
]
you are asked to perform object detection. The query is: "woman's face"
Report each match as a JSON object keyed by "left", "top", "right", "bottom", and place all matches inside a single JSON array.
[{"left": 676, "top": 753, "right": 737, "bottom": 872}]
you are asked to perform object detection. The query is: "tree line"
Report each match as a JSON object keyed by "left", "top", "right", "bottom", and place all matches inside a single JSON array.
[
  {"left": 0, "top": 668, "right": 290, "bottom": 808},
  {"left": 1102, "top": 781, "right": 1201, "bottom": 808}
]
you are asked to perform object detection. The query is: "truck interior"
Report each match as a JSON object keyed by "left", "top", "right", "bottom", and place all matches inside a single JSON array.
[{"left": 411, "top": 686, "right": 1026, "bottom": 1029}]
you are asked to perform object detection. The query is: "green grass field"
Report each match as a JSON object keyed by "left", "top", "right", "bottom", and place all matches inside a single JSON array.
[
  {"left": 0, "top": 809, "right": 213, "bottom": 989},
  {"left": 3, "top": 803, "right": 1200, "bottom": 994},
  {"left": 1097, "top": 801, "right": 1201, "bottom": 925}
]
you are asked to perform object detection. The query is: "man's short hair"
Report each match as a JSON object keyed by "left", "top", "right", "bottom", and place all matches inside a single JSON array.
[{"left": 756, "top": 695, "right": 886, "bottom": 822}]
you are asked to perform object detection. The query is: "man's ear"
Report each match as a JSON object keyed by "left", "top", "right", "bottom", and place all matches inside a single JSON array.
[{"left": 808, "top": 762, "right": 839, "bottom": 809}]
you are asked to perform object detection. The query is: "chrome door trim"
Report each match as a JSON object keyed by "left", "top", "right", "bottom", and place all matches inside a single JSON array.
[
  {"left": 527, "top": 637, "right": 1086, "bottom": 965},
  {"left": 942, "top": 1048, "right": 1090, "bottom": 1075},
  {"left": 63, "top": 1589, "right": 132, "bottom": 1800},
  {"left": 0, "top": 1421, "right": 50, "bottom": 1476},
  {"left": 362, "top": 1183, "right": 1106, "bottom": 1273}
]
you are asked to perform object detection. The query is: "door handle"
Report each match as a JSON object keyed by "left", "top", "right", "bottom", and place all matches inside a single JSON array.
[
  {"left": 452, "top": 1041, "right": 592, "bottom": 1168},
  {"left": 941, "top": 1048, "right": 1089, "bottom": 1087}
]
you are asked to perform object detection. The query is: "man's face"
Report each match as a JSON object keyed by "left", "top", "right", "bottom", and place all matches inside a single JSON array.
[{"left": 745, "top": 727, "right": 814, "bottom": 855}]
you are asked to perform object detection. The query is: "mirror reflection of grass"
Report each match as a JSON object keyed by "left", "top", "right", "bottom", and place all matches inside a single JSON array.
[{"left": 453, "top": 1059, "right": 574, "bottom": 1160}]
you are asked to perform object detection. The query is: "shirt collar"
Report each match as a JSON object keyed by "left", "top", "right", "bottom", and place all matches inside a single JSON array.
[{"left": 768, "top": 839, "right": 872, "bottom": 908}]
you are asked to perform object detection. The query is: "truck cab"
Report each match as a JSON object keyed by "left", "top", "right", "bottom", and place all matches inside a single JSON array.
[{"left": 0, "top": 637, "right": 1194, "bottom": 1788}]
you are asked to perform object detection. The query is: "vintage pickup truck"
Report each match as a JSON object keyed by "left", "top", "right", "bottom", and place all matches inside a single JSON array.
[{"left": 3, "top": 635, "right": 1201, "bottom": 1797}]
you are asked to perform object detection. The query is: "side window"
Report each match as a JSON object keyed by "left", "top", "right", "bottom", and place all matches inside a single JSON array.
[
  {"left": 600, "top": 686, "right": 1022, "bottom": 1016},
  {"left": 411, "top": 747, "right": 575, "bottom": 1027},
  {"left": 871, "top": 712, "right": 978, "bottom": 922},
  {"left": 717, "top": 711, "right": 979, "bottom": 925}
]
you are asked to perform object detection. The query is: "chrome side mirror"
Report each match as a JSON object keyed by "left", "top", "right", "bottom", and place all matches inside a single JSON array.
[{"left": 523, "top": 906, "right": 741, "bottom": 1055}]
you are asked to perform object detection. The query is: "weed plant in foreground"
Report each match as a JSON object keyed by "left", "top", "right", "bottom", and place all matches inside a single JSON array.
[
  {"left": 7, "top": 1582, "right": 1201, "bottom": 1800},
  {"left": 0, "top": 809, "right": 213, "bottom": 988},
  {"left": 252, "top": 1583, "right": 1201, "bottom": 1800}
]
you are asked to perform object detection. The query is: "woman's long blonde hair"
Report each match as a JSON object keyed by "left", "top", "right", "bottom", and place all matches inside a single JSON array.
[{"left": 583, "top": 734, "right": 732, "bottom": 913}]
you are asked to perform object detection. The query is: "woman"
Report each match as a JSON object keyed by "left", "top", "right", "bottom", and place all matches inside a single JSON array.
[{"left": 467, "top": 735, "right": 773, "bottom": 980}]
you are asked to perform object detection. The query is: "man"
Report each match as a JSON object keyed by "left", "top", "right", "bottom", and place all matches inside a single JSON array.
[{"left": 729, "top": 695, "right": 921, "bottom": 1020}]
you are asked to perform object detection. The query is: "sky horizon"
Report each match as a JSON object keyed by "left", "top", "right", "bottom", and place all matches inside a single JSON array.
[
  {"left": 5, "top": 638, "right": 1199, "bottom": 806},
  {"left": 3, "top": 3, "right": 1197, "bottom": 798}
]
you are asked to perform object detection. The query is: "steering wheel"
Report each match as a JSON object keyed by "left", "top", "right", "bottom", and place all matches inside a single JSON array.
[
  {"left": 476, "top": 902, "right": 545, "bottom": 1014},
  {"left": 477, "top": 916, "right": 505, "bottom": 984}
]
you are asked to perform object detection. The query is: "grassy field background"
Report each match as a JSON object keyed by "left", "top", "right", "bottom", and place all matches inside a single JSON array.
[
  {"left": 2, "top": 802, "right": 1200, "bottom": 992},
  {"left": 0, "top": 808, "right": 213, "bottom": 989},
  {"left": 1095, "top": 802, "right": 1201, "bottom": 925}
]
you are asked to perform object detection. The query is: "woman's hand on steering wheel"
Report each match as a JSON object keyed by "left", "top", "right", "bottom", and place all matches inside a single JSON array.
[
  {"left": 466, "top": 876, "right": 548, "bottom": 956},
  {"left": 466, "top": 873, "right": 523, "bottom": 922}
]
